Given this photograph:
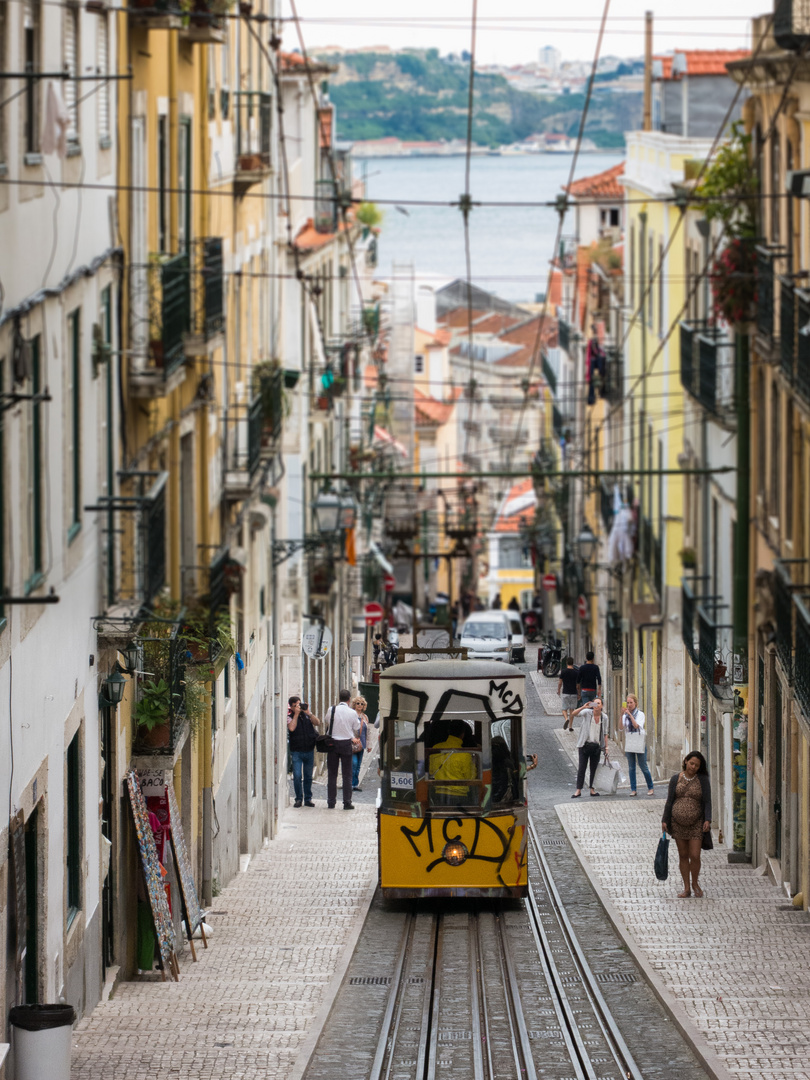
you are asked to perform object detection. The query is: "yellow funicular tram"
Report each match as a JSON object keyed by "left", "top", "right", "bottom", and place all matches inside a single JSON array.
[{"left": 377, "top": 659, "right": 529, "bottom": 899}]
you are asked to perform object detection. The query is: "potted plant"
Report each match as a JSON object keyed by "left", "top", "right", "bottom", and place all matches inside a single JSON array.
[
  {"left": 679, "top": 546, "right": 698, "bottom": 569},
  {"left": 134, "top": 678, "right": 173, "bottom": 748}
]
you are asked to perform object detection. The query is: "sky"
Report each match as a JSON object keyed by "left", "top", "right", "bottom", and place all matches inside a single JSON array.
[{"left": 279, "top": 1, "right": 768, "bottom": 67}]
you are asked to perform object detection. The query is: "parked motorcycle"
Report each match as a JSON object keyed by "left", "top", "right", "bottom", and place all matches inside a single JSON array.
[
  {"left": 538, "top": 637, "right": 562, "bottom": 678},
  {"left": 522, "top": 610, "right": 541, "bottom": 643}
]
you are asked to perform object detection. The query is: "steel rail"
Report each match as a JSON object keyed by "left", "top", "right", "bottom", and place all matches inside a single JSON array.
[
  {"left": 526, "top": 813, "right": 645, "bottom": 1080},
  {"left": 493, "top": 910, "right": 539, "bottom": 1080}
]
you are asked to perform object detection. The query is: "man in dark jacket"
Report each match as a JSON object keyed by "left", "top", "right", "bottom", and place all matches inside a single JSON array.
[{"left": 287, "top": 697, "right": 320, "bottom": 807}]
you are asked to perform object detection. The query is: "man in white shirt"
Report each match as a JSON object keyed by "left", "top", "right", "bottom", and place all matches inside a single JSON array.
[{"left": 326, "top": 689, "right": 361, "bottom": 809}]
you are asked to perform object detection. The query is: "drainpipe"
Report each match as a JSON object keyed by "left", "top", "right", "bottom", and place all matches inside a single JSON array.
[{"left": 732, "top": 328, "right": 751, "bottom": 861}]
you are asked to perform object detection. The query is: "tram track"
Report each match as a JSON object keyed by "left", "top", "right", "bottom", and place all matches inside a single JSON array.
[{"left": 366, "top": 810, "right": 644, "bottom": 1080}]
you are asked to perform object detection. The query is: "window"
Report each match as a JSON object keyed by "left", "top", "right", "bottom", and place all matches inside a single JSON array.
[
  {"left": 610, "top": 207, "right": 619, "bottom": 227},
  {"left": 66, "top": 729, "right": 81, "bottom": 926},
  {"left": 64, "top": 4, "right": 79, "bottom": 150},
  {"left": 414, "top": 354, "right": 424, "bottom": 374},
  {"left": 158, "top": 115, "right": 169, "bottom": 254},
  {"left": 97, "top": 14, "right": 110, "bottom": 147},
  {"left": 770, "top": 384, "right": 780, "bottom": 520},
  {"left": 26, "top": 335, "right": 44, "bottom": 591},
  {"left": 178, "top": 117, "right": 191, "bottom": 252},
  {"left": 23, "top": 0, "right": 40, "bottom": 157},
  {"left": 68, "top": 309, "right": 81, "bottom": 540},
  {"left": 771, "top": 129, "right": 780, "bottom": 242}
]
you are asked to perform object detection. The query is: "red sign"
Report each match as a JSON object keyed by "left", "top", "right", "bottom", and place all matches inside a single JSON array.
[
  {"left": 577, "top": 594, "right": 589, "bottom": 621},
  {"left": 364, "top": 602, "right": 384, "bottom": 625},
  {"left": 542, "top": 573, "right": 557, "bottom": 592},
  {"left": 383, "top": 573, "right": 396, "bottom": 593}
]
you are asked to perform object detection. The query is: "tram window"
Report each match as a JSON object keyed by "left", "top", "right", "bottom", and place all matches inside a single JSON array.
[
  {"left": 387, "top": 720, "right": 420, "bottom": 803},
  {"left": 426, "top": 717, "right": 482, "bottom": 807},
  {"left": 492, "top": 717, "right": 524, "bottom": 807}
]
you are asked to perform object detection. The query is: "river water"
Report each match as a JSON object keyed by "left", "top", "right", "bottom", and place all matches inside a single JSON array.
[{"left": 360, "top": 152, "right": 622, "bottom": 305}]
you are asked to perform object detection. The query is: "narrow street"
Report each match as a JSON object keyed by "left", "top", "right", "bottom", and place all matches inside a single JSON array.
[{"left": 70, "top": 654, "right": 810, "bottom": 1080}]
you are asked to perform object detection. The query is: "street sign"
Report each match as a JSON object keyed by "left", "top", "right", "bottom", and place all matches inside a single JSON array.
[
  {"left": 542, "top": 573, "right": 557, "bottom": 592},
  {"left": 364, "top": 601, "right": 384, "bottom": 625},
  {"left": 577, "top": 595, "right": 589, "bottom": 621},
  {"left": 302, "top": 623, "right": 332, "bottom": 660},
  {"left": 383, "top": 573, "right": 396, "bottom": 593}
]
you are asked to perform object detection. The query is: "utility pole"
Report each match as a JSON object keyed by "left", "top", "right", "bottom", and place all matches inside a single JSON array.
[
  {"left": 731, "top": 329, "right": 751, "bottom": 861},
  {"left": 643, "top": 11, "right": 653, "bottom": 132}
]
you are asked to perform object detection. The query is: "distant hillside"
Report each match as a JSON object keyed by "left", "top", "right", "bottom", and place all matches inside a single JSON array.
[{"left": 318, "top": 49, "right": 640, "bottom": 149}]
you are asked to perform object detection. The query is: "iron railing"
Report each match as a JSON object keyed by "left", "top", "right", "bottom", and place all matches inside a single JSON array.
[
  {"left": 202, "top": 237, "right": 224, "bottom": 334},
  {"left": 797, "top": 288, "right": 810, "bottom": 407},
  {"left": 224, "top": 396, "right": 263, "bottom": 486},
  {"left": 604, "top": 346, "right": 623, "bottom": 404},
  {"left": 682, "top": 579, "right": 698, "bottom": 664},
  {"left": 698, "top": 602, "right": 733, "bottom": 699},
  {"left": 780, "top": 276, "right": 795, "bottom": 382},
  {"left": 774, "top": 559, "right": 796, "bottom": 680},
  {"left": 315, "top": 178, "right": 337, "bottom": 234},
  {"left": 774, "top": 0, "right": 810, "bottom": 50},
  {"left": 149, "top": 253, "right": 191, "bottom": 372},
  {"left": 680, "top": 322, "right": 695, "bottom": 393},
  {"left": 680, "top": 321, "right": 734, "bottom": 417},
  {"left": 756, "top": 245, "right": 777, "bottom": 346},
  {"left": 795, "top": 595, "right": 810, "bottom": 721},
  {"left": 235, "top": 91, "right": 272, "bottom": 169},
  {"left": 132, "top": 619, "right": 189, "bottom": 757}
]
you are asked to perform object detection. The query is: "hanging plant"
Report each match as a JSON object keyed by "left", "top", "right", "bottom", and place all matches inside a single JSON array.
[{"left": 710, "top": 238, "right": 757, "bottom": 326}]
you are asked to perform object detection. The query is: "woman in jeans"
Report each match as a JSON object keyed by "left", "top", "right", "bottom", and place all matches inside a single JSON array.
[
  {"left": 351, "top": 697, "right": 369, "bottom": 791},
  {"left": 571, "top": 697, "right": 608, "bottom": 797},
  {"left": 621, "top": 692, "right": 655, "bottom": 796}
]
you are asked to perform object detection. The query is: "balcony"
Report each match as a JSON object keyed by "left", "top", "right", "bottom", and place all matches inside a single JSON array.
[
  {"left": 234, "top": 92, "right": 272, "bottom": 194},
  {"left": 131, "top": 618, "right": 191, "bottom": 767},
  {"left": 780, "top": 276, "right": 795, "bottom": 383},
  {"left": 681, "top": 579, "right": 698, "bottom": 664},
  {"left": 131, "top": 253, "right": 191, "bottom": 398},
  {"left": 128, "top": 0, "right": 183, "bottom": 29},
  {"left": 181, "top": 0, "right": 228, "bottom": 42},
  {"left": 604, "top": 346, "right": 623, "bottom": 404},
  {"left": 795, "top": 596, "right": 810, "bottom": 722},
  {"left": 315, "top": 179, "right": 337, "bottom": 234},
  {"left": 184, "top": 237, "right": 225, "bottom": 355},
  {"left": 797, "top": 288, "right": 810, "bottom": 408},
  {"left": 755, "top": 246, "right": 786, "bottom": 358},
  {"left": 697, "top": 602, "right": 733, "bottom": 700},
  {"left": 679, "top": 321, "right": 734, "bottom": 422},
  {"left": 774, "top": 0, "right": 810, "bottom": 50},
  {"left": 88, "top": 470, "right": 168, "bottom": 614},
  {"left": 774, "top": 559, "right": 797, "bottom": 680},
  {"left": 223, "top": 396, "right": 263, "bottom": 499}
]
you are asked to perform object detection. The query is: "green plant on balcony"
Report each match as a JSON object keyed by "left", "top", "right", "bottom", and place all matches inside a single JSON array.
[
  {"left": 183, "top": 604, "right": 235, "bottom": 661},
  {"left": 251, "top": 360, "right": 290, "bottom": 436},
  {"left": 134, "top": 678, "right": 174, "bottom": 732},
  {"left": 356, "top": 201, "right": 383, "bottom": 236},
  {"left": 679, "top": 546, "right": 698, "bottom": 569}
]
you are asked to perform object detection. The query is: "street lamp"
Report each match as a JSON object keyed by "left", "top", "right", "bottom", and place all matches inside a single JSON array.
[
  {"left": 575, "top": 522, "right": 598, "bottom": 565},
  {"left": 313, "top": 487, "right": 342, "bottom": 536},
  {"left": 101, "top": 665, "right": 127, "bottom": 707}
]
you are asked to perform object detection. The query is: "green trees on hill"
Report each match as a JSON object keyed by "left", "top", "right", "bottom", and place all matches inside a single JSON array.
[{"left": 323, "top": 50, "right": 640, "bottom": 148}]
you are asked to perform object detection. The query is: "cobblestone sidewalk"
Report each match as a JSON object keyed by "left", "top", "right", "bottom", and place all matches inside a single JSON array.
[
  {"left": 557, "top": 800, "right": 810, "bottom": 1080},
  {"left": 72, "top": 803, "right": 378, "bottom": 1080}
]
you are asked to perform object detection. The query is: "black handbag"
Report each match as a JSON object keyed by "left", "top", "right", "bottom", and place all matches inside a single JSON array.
[
  {"left": 315, "top": 707, "right": 337, "bottom": 754},
  {"left": 701, "top": 829, "right": 714, "bottom": 851},
  {"left": 654, "top": 831, "right": 670, "bottom": 881}
]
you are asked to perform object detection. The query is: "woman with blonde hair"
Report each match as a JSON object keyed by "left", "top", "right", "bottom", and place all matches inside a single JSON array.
[
  {"left": 621, "top": 692, "right": 655, "bottom": 796},
  {"left": 351, "top": 696, "right": 370, "bottom": 792}
]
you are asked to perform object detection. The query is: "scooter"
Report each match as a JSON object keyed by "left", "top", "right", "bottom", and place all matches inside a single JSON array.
[
  {"left": 538, "top": 637, "right": 562, "bottom": 678},
  {"left": 523, "top": 610, "right": 541, "bottom": 643}
]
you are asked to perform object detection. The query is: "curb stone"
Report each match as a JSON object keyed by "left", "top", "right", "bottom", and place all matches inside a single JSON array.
[{"left": 556, "top": 805, "right": 737, "bottom": 1080}]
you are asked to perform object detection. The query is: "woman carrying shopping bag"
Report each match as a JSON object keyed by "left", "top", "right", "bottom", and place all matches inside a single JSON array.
[
  {"left": 621, "top": 692, "right": 655, "bottom": 797},
  {"left": 571, "top": 697, "right": 608, "bottom": 798}
]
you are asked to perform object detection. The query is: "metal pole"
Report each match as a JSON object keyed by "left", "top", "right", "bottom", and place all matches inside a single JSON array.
[{"left": 732, "top": 329, "right": 751, "bottom": 860}]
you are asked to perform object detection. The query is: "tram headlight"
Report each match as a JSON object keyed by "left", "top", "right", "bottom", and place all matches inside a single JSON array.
[{"left": 442, "top": 840, "right": 469, "bottom": 866}]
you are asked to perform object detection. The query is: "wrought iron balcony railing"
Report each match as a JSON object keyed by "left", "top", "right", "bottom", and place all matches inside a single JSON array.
[
  {"left": 604, "top": 345, "right": 623, "bottom": 404},
  {"left": 794, "top": 595, "right": 810, "bottom": 721},
  {"left": 148, "top": 252, "right": 191, "bottom": 374},
  {"left": 697, "top": 601, "right": 733, "bottom": 699},
  {"left": 797, "top": 288, "right": 810, "bottom": 408},
  {"left": 680, "top": 321, "right": 734, "bottom": 419},
  {"left": 234, "top": 92, "right": 272, "bottom": 190},
  {"left": 774, "top": 559, "right": 797, "bottom": 680},
  {"left": 681, "top": 578, "right": 698, "bottom": 664},
  {"left": 755, "top": 246, "right": 787, "bottom": 356},
  {"left": 780, "top": 276, "right": 795, "bottom": 383},
  {"left": 131, "top": 618, "right": 190, "bottom": 760},
  {"left": 223, "top": 396, "right": 263, "bottom": 498}
]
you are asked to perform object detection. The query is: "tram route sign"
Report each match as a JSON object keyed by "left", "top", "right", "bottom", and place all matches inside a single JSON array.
[{"left": 302, "top": 623, "right": 332, "bottom": 660}]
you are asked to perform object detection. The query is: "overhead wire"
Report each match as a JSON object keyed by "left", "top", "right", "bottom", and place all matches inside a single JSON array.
[{"left": 461, "top": 0, "right": 479, "bottom": 464}]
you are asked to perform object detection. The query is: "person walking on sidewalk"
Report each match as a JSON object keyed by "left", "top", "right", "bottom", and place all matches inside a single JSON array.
[
  {"left": 326, "top": 689, "right": 361, "bottom": 810},
  {"left": 557, "top": 657, "right": 580, "bottom": 731},
  {"left": 571, "top": 696, "right": 608, "bottom": 798},
  {"left": 621, "top": 692, "right": 655, "bottom": 797},
  {"left": 578, "top": 652, "right": 602, "bottom": 704},
  {"left": 287, "top": 697, "right": 320, "bottom": 807},
  {"left": 662, "top": 751, "right": 712, "bottom": 898},
  {"left": 351, "top": 696, "right": 370, "bottom": 792}
]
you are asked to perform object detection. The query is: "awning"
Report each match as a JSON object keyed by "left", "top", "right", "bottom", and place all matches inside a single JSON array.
[{"left": 373, "top": 425, "right": 408, "bottom": 458}]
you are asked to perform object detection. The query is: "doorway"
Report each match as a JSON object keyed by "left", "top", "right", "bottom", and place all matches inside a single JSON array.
[
  {"left": 100, "top": 704, "right": 115, "bottom": 976},
  {"left": 23, "top": 806, "right": 39, "bottom": 1003},
  {"left": 775, "top": 681, "right": 783, "bottom": 861}
]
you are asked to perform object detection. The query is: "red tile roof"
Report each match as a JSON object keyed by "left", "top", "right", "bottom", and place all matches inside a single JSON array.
[
  {"left": 655, "top": 49, "right": 749, "bottom": 80},
  {"left": 437, "top": 308, "right": 486, "bottom": 328},
  {"left": 414, "top": 386, "right": 461, "bottom": 425},
  {"left": 494, "top": 315, "right": 553, "bottom": 366},
  {"left": 472, "top": 312, "right": 522, "bottom": 335},
  {"left": 293, "top": 215, "right": 352, "bottom": 252},
  {"left": 565, "top": 162, "right": 624, "bottom": 200},
  {"left": 494, "top": 478, "right": 536, "bottom": 533}
]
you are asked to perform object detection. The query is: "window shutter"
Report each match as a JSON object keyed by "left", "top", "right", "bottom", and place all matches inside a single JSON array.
[
  {"left": 64, "top": 6, "right": 78, "bottom": 144},
  {"left": 97, "top": 15, "right": 109, "bottom": 141}
]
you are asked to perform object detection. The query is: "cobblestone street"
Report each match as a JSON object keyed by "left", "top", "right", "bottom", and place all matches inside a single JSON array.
[{"left": 71, "top": 804, "right": 378, "bottom": 1080}]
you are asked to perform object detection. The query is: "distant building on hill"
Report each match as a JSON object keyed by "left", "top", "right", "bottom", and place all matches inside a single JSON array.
[{"left": 538, "top": 45, "right": 562, "bottom": 73}]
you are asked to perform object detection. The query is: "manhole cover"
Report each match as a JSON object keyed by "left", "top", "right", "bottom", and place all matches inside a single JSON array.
[
  {"left": 349, "top": 976, "right": 392, "bottom": 985},
  {"left": 596, "top": 972, "right": 637, "bottom": 983}
]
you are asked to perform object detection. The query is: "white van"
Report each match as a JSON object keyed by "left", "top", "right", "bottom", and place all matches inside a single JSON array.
[
  {"left": 459, "top": 610, "right": 513, "bottom": 662},
  {"left": 505, "top": 611, "right": 525, "bottom": 663}
]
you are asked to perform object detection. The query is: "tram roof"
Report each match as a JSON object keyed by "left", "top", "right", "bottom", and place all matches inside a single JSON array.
[{"left": 379, "top": 659, "right": 524, "bottom": 681}]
